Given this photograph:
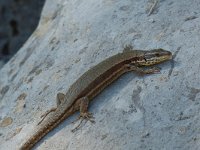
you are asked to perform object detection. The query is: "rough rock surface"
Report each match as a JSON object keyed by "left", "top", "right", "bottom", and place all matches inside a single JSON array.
[{"left": 0, "top": 0, "right": 200, "bottom": 150}]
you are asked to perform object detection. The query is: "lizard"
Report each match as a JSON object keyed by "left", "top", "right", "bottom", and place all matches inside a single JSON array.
[{"left": 20, "top": 45, "right": 172, "bottom": 150}]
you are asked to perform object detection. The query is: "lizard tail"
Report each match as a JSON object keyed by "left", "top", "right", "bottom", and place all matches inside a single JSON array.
[
  {"left": 19, "top": 123, "right": 55, "bottom": 150},
  {"left": 19, "top": 112, "right": 66, "bottom": 150}
]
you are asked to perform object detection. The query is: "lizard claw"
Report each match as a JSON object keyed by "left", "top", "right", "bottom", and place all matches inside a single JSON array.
[
  {"left": 81, "top": 112, "right": 95, "bottom": 123},
  {"left": 71, "top": 112, "right": 95, "bottom": 132}
]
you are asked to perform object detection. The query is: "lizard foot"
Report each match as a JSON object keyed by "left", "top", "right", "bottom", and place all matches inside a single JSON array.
[
  {"left": 71, "top": 112, "right": 95, "bottom": 132},
  {"left": 138, "top": 67, "right": 161, "bottom": 75},
  {"left": 80, "top": 112, "right": 95, "bottom": 123},
  {"left": 148, "top": 67, "right": 161, "bottom": 74}
]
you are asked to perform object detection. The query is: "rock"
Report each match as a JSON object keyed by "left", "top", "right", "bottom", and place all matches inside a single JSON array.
[
  {"left": 0, "top": 0, "right": 200, "bottom": 150},
  {"left": 0, "top": 117, "right": 13, "bottom": 127}
]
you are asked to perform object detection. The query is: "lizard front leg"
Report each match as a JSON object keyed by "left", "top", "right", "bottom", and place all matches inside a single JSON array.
[
  {"left": 37, "top": 93, "right": 66, "bottom": 125},
  {"left": 126, "top": 64, "right": 161, "bottom": 74},
  {"left": 71, "top": 97, "right": 95, "bottom": 132}
]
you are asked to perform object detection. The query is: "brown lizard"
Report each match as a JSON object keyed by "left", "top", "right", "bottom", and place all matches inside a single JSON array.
[{"left": 20, "top": 46, "right": 172, "bottom": 150}]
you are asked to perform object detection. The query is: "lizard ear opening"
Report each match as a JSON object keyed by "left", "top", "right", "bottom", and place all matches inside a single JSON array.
[{"left": 57, "top": 93, "right": 65, "bottom": 105}]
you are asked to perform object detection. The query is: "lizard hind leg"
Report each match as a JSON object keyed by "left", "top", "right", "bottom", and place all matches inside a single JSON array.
[
  {"left": 71, "top": 97, "right": 95, "bottom": 132},
  {"left": 37, "top": 93, "right": 66, "bottom": 125}
]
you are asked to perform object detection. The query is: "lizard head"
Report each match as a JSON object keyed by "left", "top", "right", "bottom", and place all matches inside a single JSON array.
[{"left": 137, "top": 48, "right": 172, "bottom": 66}]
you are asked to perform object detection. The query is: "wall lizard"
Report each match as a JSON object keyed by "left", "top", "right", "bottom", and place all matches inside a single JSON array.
[{"left": 20, "top": 46, "right": 172, "bottom": 150}]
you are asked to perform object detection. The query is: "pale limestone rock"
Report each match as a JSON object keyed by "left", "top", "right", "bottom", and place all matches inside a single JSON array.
[{"left": 0, "top": 0, "right": 200, "bottom": 150}]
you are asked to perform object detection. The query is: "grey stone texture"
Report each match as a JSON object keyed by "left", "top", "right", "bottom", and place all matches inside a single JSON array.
[{"left": 0, "top": 0, "right": 200, "bottom": 150}]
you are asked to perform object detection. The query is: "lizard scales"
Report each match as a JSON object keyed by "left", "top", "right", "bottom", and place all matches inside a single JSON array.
[{"left": 20, "top": 46, "right": 172, "bottom": 149}]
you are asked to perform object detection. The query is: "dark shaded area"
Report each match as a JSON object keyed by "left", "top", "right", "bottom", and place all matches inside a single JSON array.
[
  {"left": 0, "top": 0, "right": 45, "bottom": 66},
  {"left": 10, "top": 19, "right": 19, "bottom": 36}
]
